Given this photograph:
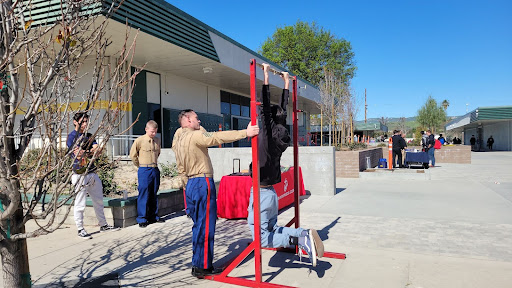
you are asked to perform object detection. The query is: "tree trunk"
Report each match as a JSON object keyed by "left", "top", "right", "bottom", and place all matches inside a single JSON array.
[{"left": 1, "top": 202, "right": 31, "bottom": 287}]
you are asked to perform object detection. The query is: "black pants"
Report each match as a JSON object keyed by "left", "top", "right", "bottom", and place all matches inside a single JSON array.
[{"left": 392, "top": 149, "right": 403, "bottom": 168}]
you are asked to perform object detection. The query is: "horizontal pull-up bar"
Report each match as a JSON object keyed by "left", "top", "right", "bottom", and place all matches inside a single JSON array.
[{"left": 254, "top": 62, "right": 295, "bottom": 78}]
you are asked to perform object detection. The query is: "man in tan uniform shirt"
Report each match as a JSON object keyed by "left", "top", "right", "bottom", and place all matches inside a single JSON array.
[
  {"left": 172, "top": 109, "right": 259, "bottom": 278},
  {"left": 130, "top": 120, "right": 164, "bottom": 227}
]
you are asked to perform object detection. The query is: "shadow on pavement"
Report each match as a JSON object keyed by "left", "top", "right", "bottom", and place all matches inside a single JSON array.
[
  {"left": 318, "top": 216, "right": 341, "bottom": 241},
  {"left": 32, "top": 213, "right": 253, "bottom": 287}
]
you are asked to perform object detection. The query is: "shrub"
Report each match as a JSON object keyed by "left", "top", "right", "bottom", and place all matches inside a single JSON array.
[
  {"left": 347, "top": 142, "right": 368, "bottom": 151},
  {"left": 335, "top": 142, "right": 368, "bottom": 151},
  {"left": 160, "top": 162, "right": 179, "bottom": 178},
  {"left": 95, "top": 154, "right": 119, "bottom": 196}
]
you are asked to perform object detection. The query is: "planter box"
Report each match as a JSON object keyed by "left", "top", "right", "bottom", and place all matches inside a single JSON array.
[
  {"left": 27, "top": 189, "right": 184, "bottom": 228},
  {"left": 336, "top": 147, "right": 384, "bottom": 178}
]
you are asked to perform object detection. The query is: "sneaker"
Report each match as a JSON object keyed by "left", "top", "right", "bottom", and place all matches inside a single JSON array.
[
  {"left": 298, "top": 230, "right": 317, "bottom": 267},
  {"left": 99, "top": 224, "right": 120, "bottom": 232},
  {"left": 309, "top": 229, "right": 324, "bottom": 258},
  {"left": 78, "top": 229, "right": 92, "bottom": 239}
]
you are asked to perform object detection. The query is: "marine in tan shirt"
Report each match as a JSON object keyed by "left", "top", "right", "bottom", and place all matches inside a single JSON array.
[
  {"left": 130, "top": 133, "right": 161, "bottom": 167},
  {"left": 173, "top": 126, "right": 247, "bottom": 178},
  {"left": 129, "top": 120, "right": 164, "bottom": 227},
  {"left": 174, "top": 109, "right": 259, "bottom": 277}
]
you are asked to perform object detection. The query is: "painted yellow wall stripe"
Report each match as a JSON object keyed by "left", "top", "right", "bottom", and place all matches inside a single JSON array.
[{"left": 15, "top": 100, "right": 132, "bottom": 114}]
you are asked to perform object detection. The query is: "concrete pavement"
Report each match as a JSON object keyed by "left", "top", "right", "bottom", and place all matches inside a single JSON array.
[{"left": 3, "top": 151, "right": 512, "bottom": 287}]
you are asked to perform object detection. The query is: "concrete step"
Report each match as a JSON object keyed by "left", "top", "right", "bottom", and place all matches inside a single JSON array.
[{"left": 360, "top": 168, "right": 431, "bottom": 180}]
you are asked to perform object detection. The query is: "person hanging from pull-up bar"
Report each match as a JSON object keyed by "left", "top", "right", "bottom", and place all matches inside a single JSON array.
[{"left": 247, "top": 63, "right": 324, "bottom": 267}]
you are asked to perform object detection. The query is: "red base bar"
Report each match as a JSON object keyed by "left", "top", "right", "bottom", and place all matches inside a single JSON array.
[
  {"left": 204, "top": 241, "right": 299, "bottom": 287},
  {"left": 263, "top": 247, "right": 347, "bottom": 260},
  {"left": 324, "top": 251, "right": 347, "bottom": 259},
  {"left": 205, "top": 275, "right": 297, "bottom": 288}
]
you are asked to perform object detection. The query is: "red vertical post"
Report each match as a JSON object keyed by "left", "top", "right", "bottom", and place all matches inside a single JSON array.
[
  {"left": 388, "top": 137, "right": 393, "bottom": 170},
  {"left": 249, "top": 59, "right": 262, "bottom": 283},
  {"left": 292, "top": 76, "right": 300, "bottom": 229},
  {"left": 218, "top": 124, "right": 222, "bottom": 148}
]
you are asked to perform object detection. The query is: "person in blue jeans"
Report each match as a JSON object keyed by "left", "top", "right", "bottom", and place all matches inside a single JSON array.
[
  {"left": 426, "top": 130, "right": 436, "bottom": 167},
  {"left": 248, "top": 63, "right": 324, "bottom": 267}
]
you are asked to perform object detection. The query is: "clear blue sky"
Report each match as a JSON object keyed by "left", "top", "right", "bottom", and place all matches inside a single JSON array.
[{"left": 169, "top": 0, "right": 512, "bottom": 121}]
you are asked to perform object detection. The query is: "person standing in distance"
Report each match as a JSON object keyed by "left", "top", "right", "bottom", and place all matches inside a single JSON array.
[{"left": 426, "top": 130, "right": 436, "bottom": 167}]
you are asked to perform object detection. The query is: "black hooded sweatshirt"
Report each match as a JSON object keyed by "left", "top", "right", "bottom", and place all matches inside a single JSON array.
[{"left": 250, "top": 85, "right": 290, "bottom": 186}]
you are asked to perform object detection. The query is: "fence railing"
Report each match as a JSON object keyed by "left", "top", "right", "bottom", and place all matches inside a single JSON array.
[{"left": 108, "top": 135, "right": 141, "bottom": 160}]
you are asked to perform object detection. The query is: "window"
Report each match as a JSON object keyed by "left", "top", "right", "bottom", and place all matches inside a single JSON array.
[
  {"left": 231, "top": 104, "right": 240, "bottom": 116},
  {"left": 221, "top": 102, "right": 230, "bottom": 114},
  {"left": 241, "top": 97, "right": 250, "bottom": 117},
  {"left": 221, "top": 90, "right": 250, "bottom": 118},
  {"left": 221, "top": 91, "right": 231, "bottom": 114}
]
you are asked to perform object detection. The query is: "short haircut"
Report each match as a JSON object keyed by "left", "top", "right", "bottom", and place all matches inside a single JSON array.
[
  {"left": 73, "top": 112, "right": 89, "bottom": 122},
  {"left": 178, "top": 109, "right": 194, "bottom": 125},
  {"left": 427, "top": 130, "right": 432, "bottom": 133},
  {"left": 146, "top": 120, "right": 158, "bottom": 129}
]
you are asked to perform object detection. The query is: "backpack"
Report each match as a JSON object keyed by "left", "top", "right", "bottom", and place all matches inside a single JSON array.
[{"left": 434, "top": 139, "right": 442, "bottom": 149}]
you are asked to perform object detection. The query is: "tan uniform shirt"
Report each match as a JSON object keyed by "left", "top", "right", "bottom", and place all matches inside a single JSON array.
[
  {"left": 172, "top": 127, "right": 247, "bottom": 179},
  {"left": 130, "top": 134, "right": 161, "bottom": 167}
]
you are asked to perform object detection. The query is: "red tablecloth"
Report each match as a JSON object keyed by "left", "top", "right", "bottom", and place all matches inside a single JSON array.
[{"left": 217, "top": 167, "right": 305, "bottom": 219}]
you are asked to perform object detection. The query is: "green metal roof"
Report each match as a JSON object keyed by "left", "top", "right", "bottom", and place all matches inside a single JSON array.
[
  {"left": 23, "top": 0, "right": 219, "bottom": 62},
  {"left": 355, "top": 122, "right": 388, "bottom": 132},
  {"left": 446, "top": 105, "right": 512, "bottom": 131},
  {"left": 472, "top": 106, "right": 512, "bottom": 121},
  {"left": 105, "top": 0, "right": 219, "bottom": 61}
]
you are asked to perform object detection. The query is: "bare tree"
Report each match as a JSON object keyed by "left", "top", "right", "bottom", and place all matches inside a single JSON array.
[
  {"left": 0, "top": 1, "right": 141, "bottom": 286},
  {"left": 398, "top": 117, "right": 408, "bottom": 136},
  {"left": 379, "top": 116, "right": 389, "bottom": 126},
  {"left": 318, "top": 69, "right": 355, "bottom": 147}
]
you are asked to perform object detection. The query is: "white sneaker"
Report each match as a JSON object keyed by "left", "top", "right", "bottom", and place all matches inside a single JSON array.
[
  {"left": 78, "top": 229, "right": 92, "bottom": 239},
  {"left": 309, "top": 229, "right": 324, "bottom": 258},
  {"left": 298, "top": 230, "right": 317, "bottom": 267}
]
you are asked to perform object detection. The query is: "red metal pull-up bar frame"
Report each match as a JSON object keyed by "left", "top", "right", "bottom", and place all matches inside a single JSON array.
[{"left": 204, "top": 59, "right": 345, "bottom": 287}]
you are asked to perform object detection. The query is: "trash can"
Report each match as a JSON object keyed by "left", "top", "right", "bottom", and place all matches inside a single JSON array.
[{"left": 366, "top": 157, "right": 371, "bottom": 170}]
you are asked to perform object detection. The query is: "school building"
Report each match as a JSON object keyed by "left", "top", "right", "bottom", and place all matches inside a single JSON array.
[
  {"left": 445, "top": 106, "right": 512, "bottom": 151},
  {"left": 25, "top": 0, "right": 320, "bottom": 153}
]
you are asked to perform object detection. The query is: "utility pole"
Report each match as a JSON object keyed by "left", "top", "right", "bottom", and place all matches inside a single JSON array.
[{"left": 365, "top": 88, "right": 367, "bottom": 124}]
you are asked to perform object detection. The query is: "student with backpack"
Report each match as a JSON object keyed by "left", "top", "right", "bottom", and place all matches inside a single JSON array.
[{"left": 438, "top": 134, "right": 445, "bottom": 145}]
